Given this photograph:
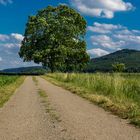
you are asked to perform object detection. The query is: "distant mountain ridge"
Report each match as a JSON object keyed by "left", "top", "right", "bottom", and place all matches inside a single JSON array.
[
  {"left": 0, "top": 66, "right": 47, "bottom": 74},
  {"left": 86, "top": 49, "right": 140, "bottom": 72},
  {"left": 1, "top": 49, "right": 140, "bottom": 73}
]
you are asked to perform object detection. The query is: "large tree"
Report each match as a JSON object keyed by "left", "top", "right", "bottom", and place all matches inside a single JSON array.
[{"left": 19, "top": 5, "right": 89, "bottom": 72}]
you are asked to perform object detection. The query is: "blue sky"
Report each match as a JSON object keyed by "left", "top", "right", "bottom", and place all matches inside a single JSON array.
[{"left": 0, "top": 0, "right": 140, "bottom": 69}]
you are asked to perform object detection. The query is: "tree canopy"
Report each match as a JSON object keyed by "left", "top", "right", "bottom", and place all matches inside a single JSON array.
[{"left": 19, "top": 5, "right": 89, "bottom": 72}]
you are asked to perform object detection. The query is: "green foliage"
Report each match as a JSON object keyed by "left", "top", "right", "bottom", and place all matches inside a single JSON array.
[
  {"left": 45, "top": 73, "right": 140, "bottom": 127},
  {"left": 19, "top": 5, "right": 89, "bottom": 72},
  {"left": 112, "top": 62, "right": 126, "bottom": 72},
  {"left": 86, "top": 49, "right": 140, "bottom": 72}
]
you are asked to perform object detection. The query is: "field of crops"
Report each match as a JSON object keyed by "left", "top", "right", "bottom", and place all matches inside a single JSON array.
[
  {"left": 44, "top": 73, "right": 140, "bottom": 127},
  {"left": 0, "top": 76, "right": 25, "bottom": 107}
]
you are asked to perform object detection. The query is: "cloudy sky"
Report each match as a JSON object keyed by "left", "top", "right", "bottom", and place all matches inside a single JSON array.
[{"left": 0, "top": 0, "right": 140, "bottom": 69}]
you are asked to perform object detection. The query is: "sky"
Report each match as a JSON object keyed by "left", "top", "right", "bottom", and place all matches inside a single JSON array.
[{"left": 0, "top": 0, "right": 140, "bottom": 69}]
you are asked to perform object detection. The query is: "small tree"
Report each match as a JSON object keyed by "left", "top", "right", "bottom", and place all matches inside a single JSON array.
[
  {"left": 112, "top": 62, "right": 126, "bottom": 72},
  {"left": 19, "top": 5, "right": 89, "bottom": 72}
]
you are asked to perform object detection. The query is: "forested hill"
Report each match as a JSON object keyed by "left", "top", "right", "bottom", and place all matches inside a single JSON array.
[
  {"left": 86, "top": 49, "right": 140, "bottom": 72},
  {"left": 0, "top": 66, "right": 47, "bottom": 75}
]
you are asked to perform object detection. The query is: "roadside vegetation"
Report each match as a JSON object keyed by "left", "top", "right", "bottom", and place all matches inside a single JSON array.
[
  {"left": 0, "top": 76, "right": 25, "bottom": 107},
  {"left": 32, "top": 76, "right": 38, "bottom": 86},
  {"left": 43, "top": 73, "right": 140, "bottom": 127},
  {"left": 38, "top": 89, "right": 61, "bottom": 122}
]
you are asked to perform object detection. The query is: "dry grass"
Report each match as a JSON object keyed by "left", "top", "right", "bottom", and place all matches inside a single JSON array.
[{"left": 38, "top": 89, "right": 61, "bottom": 122}]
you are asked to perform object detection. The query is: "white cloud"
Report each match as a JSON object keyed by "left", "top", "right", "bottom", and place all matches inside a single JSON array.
[
  {"left": 0, "top": 33, "right": 23, "bottom": 42},
  {"left": 132, "top": 30, "right": 140, "bottom": 34},
  {"left": 1, "top": 43, "right": 21, "bottom": 48},
  {"left": 11, "top": 33, "right": 24, "bottom": 42},
  {"left": 71, "top": 0, "right": 134, "bottom": 18},
  {"left": 0, "top": 33, "right": 23, "bottom": 49},
  {"left": 0, "top": 57, "right": 2, "bottom": 62},
  {"left": 0, "top": 34, "right": 9, "bottom": 41},
  {"left": 0, "top": 0, "right": 13, "bottom": 5},
  {"left": 91, "top": 35, "right": 124, "bottom": 50},
  {"left": 87, "top": 48, "right": 109, "bottom": 57},
  {"left": 88, "top": 22, "right": 140, "bottom": 52},
  {"left": 0, "top": 33, "right": 39, "bottom": 69},
  {"left": 87, "top": 22, "right": 123, "bottom": 33},
  {"left": 114, "top": 34, "right": 140, "bottom": 44}
]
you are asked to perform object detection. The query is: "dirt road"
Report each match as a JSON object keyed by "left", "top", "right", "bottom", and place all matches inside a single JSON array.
[
  {"left": 0, "top": 77, "right": 71, "bottom": 140},
  {"left": 0, "top": 76, "right": 140, "bottom": 140}
]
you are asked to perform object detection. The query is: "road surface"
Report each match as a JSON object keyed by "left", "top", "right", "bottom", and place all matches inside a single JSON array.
[{"left": 0, "top": 76, "right": 139, "bottom": 140}]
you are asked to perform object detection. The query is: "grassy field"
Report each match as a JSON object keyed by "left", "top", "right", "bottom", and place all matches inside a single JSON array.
[
  {"left": 43, "top": 73, "right": 140, "bottom": 127},
  {"left": 0, "top": 75, "right": 25, "bottom": 107}
]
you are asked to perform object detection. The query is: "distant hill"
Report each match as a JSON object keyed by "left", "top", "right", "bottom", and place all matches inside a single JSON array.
[
  {"left": 86, "top": 49, "right": 140, "bottom": 72},
  {"left": 0, "top": 66, "right": 48, "bottom": 75}
]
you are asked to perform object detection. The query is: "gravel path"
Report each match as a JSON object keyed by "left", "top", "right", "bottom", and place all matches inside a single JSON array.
[
  {"left": 37, "top": 77, "right": 140, "bottom": 140},
  {"left": 0, "top": 77, "right": 71, "bottom": 140},
  {"left": 0, "top": 76, "right": 140, "bottom": 140}
]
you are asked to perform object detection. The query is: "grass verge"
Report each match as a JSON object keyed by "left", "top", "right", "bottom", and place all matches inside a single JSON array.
[
  {"left": 38, "top": 89, "right": 61, "bottom": 122},
  {"left": 0, "top": 76, "right": 25, "bottom": 107},
  {"left": 42, "top": 73, "right": 140, "bottom": 128},
  {"left": 32, "top": 76, "right": 38, "bottom": 86}
]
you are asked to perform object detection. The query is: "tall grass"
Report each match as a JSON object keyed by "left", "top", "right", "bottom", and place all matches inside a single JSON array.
[
  {"left": 44, "top": 73, "right": 140, "bottom": 127},
  {"left": 0, "top": 76, "right": 25, "bottom": 107}
]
